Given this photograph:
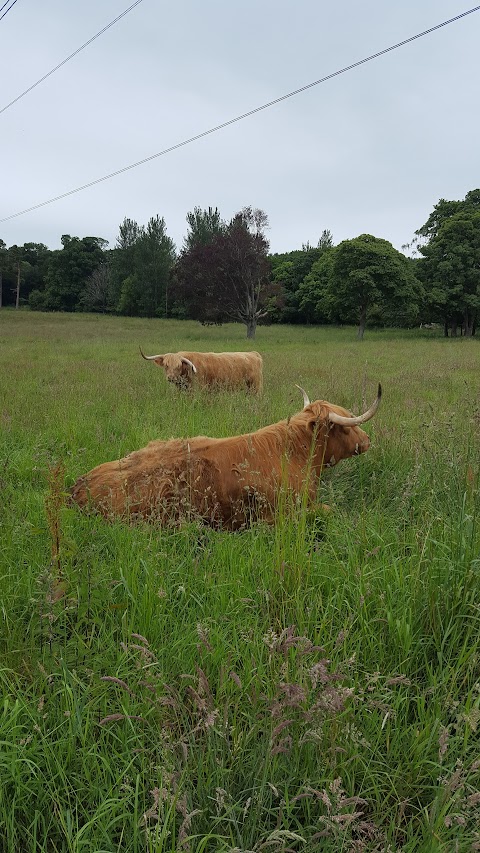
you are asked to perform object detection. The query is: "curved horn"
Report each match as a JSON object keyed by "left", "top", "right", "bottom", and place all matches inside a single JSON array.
[
  {"left": 328, "top": 384, "right": 382, "bottom": 426},
  {"left": 181, "top": 357, "right": 197, "bottom": 374},
  {"left": 295, "top": 384, "right": 310, "bottom": 407},
  {"left": 139, "top": 346, "right": 163, "bottom": 361}
]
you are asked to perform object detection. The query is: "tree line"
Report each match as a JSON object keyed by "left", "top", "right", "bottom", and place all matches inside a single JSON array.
[{"left": 1, "top": 188, "right": 478, "bottom": 339}]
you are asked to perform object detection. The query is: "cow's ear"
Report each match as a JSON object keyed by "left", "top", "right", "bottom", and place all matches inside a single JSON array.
[
  {"left": 306, "top": 408, "right": 327, "bottom": 433},
  {"left": 154, "top": 356, "right": 164, "bottom": 366}
]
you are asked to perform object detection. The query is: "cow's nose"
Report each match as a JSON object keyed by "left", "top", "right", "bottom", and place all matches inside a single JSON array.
[{"left": 355, "top": 435, "right": 370, "bottom": 454}]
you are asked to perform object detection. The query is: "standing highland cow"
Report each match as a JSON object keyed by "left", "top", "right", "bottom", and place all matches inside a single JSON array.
[{"left": 140, "top": 348, "right": 263, "bottom": 393}]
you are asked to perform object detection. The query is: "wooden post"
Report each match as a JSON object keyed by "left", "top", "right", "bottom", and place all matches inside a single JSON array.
[{"left": 15, "top": 261, "right": 20, "bottom": 309}]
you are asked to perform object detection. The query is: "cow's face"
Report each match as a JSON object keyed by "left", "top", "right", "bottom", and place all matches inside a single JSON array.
[
  {"left": 305, "top": 399, "right": 375, "bottom": 467},
  {"left": 155, "top": 354, "right": 196, "bottom": 388},
  {"left": 324, "top": 419, "right": 371, "bottom": 466}
]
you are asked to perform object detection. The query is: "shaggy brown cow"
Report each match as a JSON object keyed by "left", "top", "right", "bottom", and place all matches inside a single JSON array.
[
  {"left": 70, "top": 385, "right": 381, "bottom": 530},
  {"left": 139, "top": 347, "right": 263, "bottom": 393}
]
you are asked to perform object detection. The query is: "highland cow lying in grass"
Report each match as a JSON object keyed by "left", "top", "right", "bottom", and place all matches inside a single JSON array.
[{"left": 70, "top": 385, "right": 381, "bottom": 529}]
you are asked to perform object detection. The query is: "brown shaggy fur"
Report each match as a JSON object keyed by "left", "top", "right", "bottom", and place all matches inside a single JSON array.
[
  {"left": 70, "top": 398, "right": 374, "bottom": 529},
  {"left": 142, "top": 350, "right": 263, "bottom": 393}
]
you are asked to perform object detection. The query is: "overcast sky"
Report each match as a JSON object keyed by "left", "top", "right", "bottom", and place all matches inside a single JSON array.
[{"left": 1, "top": 0, "right": 478, "bottom": 255}]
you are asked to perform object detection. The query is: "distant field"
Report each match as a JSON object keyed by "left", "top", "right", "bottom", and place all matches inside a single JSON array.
[{"left": 0, "top": 310, "right": 479, "bottom": 852}]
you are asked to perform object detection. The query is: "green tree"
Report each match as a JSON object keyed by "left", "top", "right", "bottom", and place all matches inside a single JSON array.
[
  {"left": 31, "top": 236, "right": 107, "bottom": 311},
  {"left": 418, "top": 211, "right": 480, "bottom": 336},
  {"left": 317, "top": 228, "right": 334, "bottom": 251},
  {"left": 183, "top": 206, "right": 225, "bottom": 252},
  {"left": 298, "top": 250, "right": 335, "bottom": 325},
  {"left": 117, "top": 274, "right": 142, "bottom": 316},
  {"left": 0, "top": 242, "right": 48, "bottom": 308},
  {"left": 414, "top": 189, "right": 480, "bottom": 335},
  {"left": 110, "top": 218, "right": 142, "bottom": 310},
  {"left": 19, "top": 243, "right": 50, "bottom": 304},
  {"left": 300, "top": 234, "right": 422, "bottom": 338},
  {"left": 269, "top": 232, "right": 334, "bottom": 324},
  {"left": 133, "top": 216, "right": 176, "bottom": 317},
  {"left": 415, "top": 189, "right": 480, "bottom": 244},
  {"left": 111, "top": 216, "right": 176, "bottom": 317},
  {"left": 4, "top": 245, "right": 34, "bottom": 309}
]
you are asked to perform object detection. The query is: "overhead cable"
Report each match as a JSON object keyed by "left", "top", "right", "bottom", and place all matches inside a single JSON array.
[
  {"left": 1, "top": 4, "right": 479, "bottom": 222},
  {"left": 0, "top": 0, "right": 19, "bottom": 23},
  {"left": 0, "top": 0, "right": 144, "bottom": 115}
]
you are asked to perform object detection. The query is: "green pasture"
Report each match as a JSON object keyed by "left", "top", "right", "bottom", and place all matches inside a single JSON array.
[{"left": 0, "top": 311, "right": 479, "bottom": 852}]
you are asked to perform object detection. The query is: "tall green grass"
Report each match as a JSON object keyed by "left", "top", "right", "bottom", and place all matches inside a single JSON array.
[{"left": 0, "top": 311, "right": 479, "bottom": 852}]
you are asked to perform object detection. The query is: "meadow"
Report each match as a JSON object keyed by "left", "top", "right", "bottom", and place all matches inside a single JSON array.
[{"left": 0, "top": 311, "right": 479, "bottom": 853}]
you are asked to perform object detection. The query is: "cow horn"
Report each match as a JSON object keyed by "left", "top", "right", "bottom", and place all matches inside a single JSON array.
[
  {"left": 139, "top": 346, "right": 163, "bottom": 361},
  {"left": 181, "top": 357, "right": 197, "bottom": 374},
  {"left": 295, "top": 384, "right": 310, "bottom": 407},
  {"left": 328, "top": 384, "right": 382, "bottom": 426}
]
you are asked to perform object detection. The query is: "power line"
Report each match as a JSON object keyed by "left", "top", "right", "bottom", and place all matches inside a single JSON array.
[
  {"left": 2, "top": 4, "right": 479, "bottom": 224},
  {"left": 0, "top": 0, "right": 144, "bottom": 116},
  {"left": 0, "top": 0, "right": 19, "bottom": 23}
]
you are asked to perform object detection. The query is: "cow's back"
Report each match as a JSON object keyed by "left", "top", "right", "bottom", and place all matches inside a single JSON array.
[{"left": 179, "top": 351, "right": 262, "bottom": 392}]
